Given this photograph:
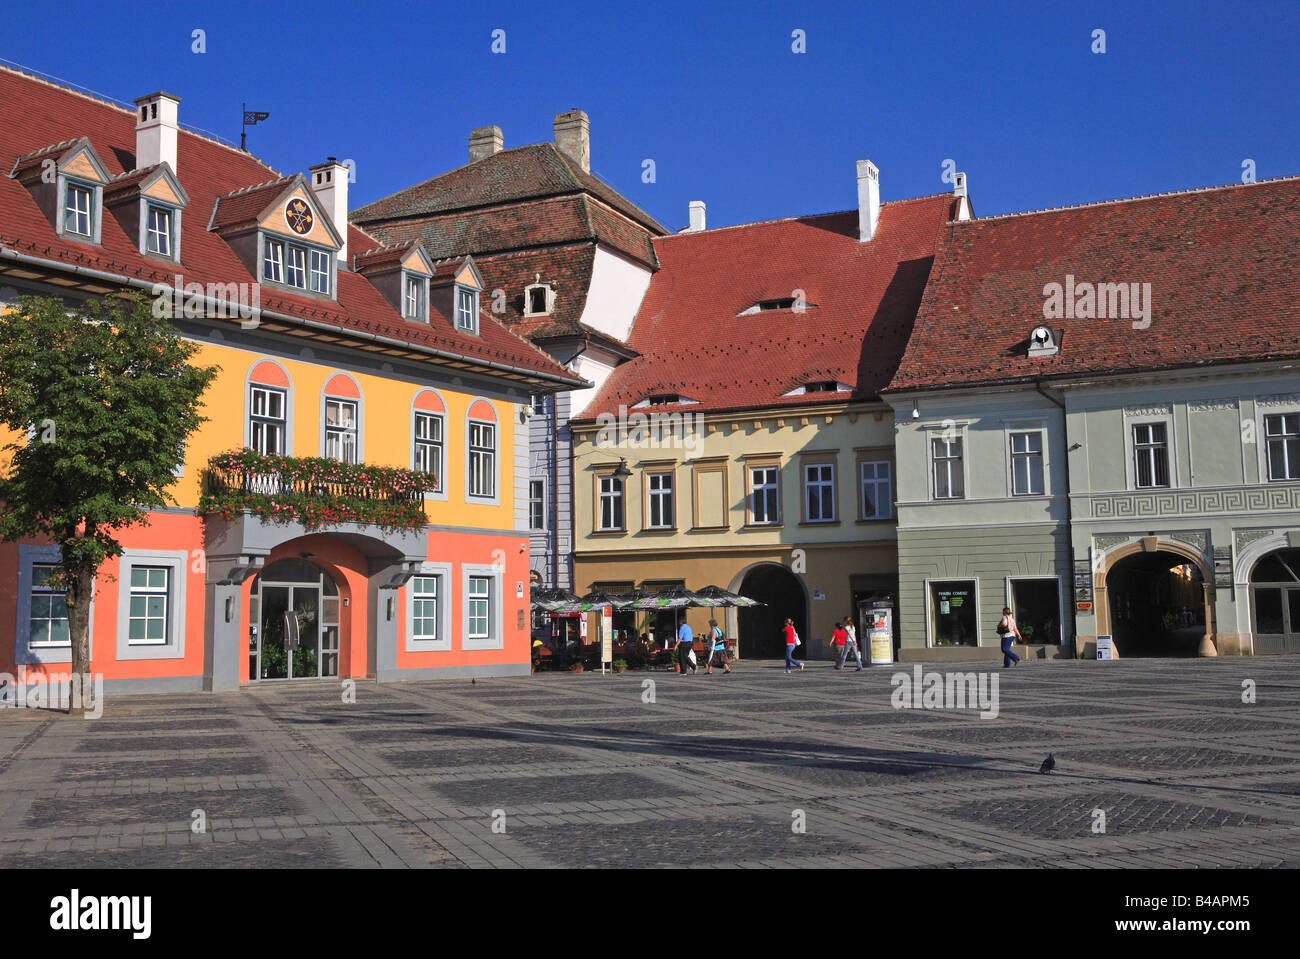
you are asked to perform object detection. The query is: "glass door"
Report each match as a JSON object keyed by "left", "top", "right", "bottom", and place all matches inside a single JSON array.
[
  {"left": 289, "top": 586, "right": 321, "bottom": 678},
  {"left": 259, "top": 585, "right": 291, "bottom": 679}
]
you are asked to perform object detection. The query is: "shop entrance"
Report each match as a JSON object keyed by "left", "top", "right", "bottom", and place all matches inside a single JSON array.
[
  {"left": 250, "top": 558, "right": 341, "bottom": 680},
  {"left": 1105, "top": 550, "right": 1206, "bottom": 656},
  {"left": 736, "top": 563, "right": 807, "bottom": 659},
  {"left": 1250, "top": 547, "right": 1300, "bottom": 654}
]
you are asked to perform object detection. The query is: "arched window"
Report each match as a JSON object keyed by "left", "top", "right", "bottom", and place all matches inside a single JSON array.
[
  {"left": 321, "top": 373, "right": 363, "bottom": 463},
  {"left": 247, "top": 360, "right": 291, "bottom": 455}
]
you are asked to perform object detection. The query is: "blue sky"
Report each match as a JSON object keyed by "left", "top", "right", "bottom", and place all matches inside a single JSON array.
[{"left": 4, "top": 0, "right": 1297, "bottom": 230}]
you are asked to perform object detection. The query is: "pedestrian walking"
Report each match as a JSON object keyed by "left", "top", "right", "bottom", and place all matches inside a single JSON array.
[
  {"left": 676, "top": 619, "right": 696, "bottom": 674},
  {"left": 783, "top": 618, "right": 804, "bottom": 673},
  {"left": 705, "top": 619, "right": 729, "bottom": 674},
  {"left": 837, "top": 617, "right": 864, "bottom": 670},
  {"left": 997, "top": 607, "right": 1022, "bottom": 667}
]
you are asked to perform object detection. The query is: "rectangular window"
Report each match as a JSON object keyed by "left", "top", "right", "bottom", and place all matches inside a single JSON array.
[
  {"left": 468, "top": 576, "right": 492, "bottom": 640},
  {"left": 750, "top": 466, "right": 780, "bottom": 525},
  {"left": 647, "top": 471, "right": 675, "bottom": 528},
  {"left": 249, "top": 385, "right": 286, "bottom": 455},
  {"left": 1265, "top": 413, "right": 1300, "bottom": 481},
  {"left": 310, "top": 249, "right": 331, "bottom": 295},
  {"left": 325, "top": 399, "right": 358, "bottom": 463},
  {"left": 529, "top": 479, "right": 545, "bottom": 531},
  {"left": 128, "top": 566, "right": 170, "bottom": 645},
  {"left": 1010, "top": 578, "right": 1061, "bottom": 645},
  {"left": 146, "top": 205, "right": 172, "bottom": 256},
  {"left": 414, "top": 413, "right": 443, "bottom": 492},
  {"left": 930, "top": 580, "right": 977, "bottom": 647},
  {"left": 599, "top": 475, "right": 624, "bottom": 530},
  {"left": 405, "top": 275, "right": 424, "bottom": 319},
  {"left": 469, "top": 421, "right": 495, "bottom": 497},
  {"left": 285, "top": 244, "right": 306, "bottom": 289},
  {"left": 860, "top": 460, "right": 892, "bottom": 520},
  {"left": 262, "top": 239, "right": 284, "bottom": 283},
  {"left": 932, "top": 436, "right": 965, "bottom": 499},
  {"left": 64, "top": 183, "right": 92, "bottom": 237},
  {"left": 804, "top": 463, "right": 835, "bottom": 522},
  {"left": 29, "top": 563, "right": 70, "bottom": 648},
  {"left": 1010, "top": 431, "right": 1045, "bottom": 495},
  {"left": 456, "top": 288, "right": 477, "bottom": 331},
  {"left": 1133, "top": 422, "right": 1170, "bottom": 488},
  {"left": 411, "top": 576, "right": 438, "bottom": 642}
]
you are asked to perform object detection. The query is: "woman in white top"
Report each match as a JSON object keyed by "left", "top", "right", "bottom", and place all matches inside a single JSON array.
[{"left": 998, "top": 607, "right": 1022, "bottom": 667}]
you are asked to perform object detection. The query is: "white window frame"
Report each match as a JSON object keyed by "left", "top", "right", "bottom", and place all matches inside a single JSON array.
[
  {"left": 115, "top": 550, "right": 187, "bottom": 660},
  {"left": 598, "top": 474, "right": 625, "bottom": 531},
  {"left": 145, "top": 204, "right": 173, "bottom": 257},
  {"left": 1008, "top": 428, "right": 1047, "bottom": 497},
  {"left": 405, "top": 561, "right": 452, "bottom": 652},
  {"left": 461, "top": 563, "right": 504, "bottom": 650},
  {"left": 859, "top": 460, "right": 892, "bottom": 520},
  {"left": 126, "top": 565, "right": 171, "bottom": 646},
  {"left": 749, "top": 465, "right": 781, "bottom": 525},
  {"left": 324, "top": 396, "right": 359, "bottom": 464},
  {"left": 63, "top": 180, "right": 94, "bottom": 238},
  {"left": 467, "top": 419, "right": 497, "bottom": 500},
  {"left": 310, "top": 249, "right": 332, "bottom": 295},
  {"left": 413, "top": 409, "right": 445, "bottom": 496},
  {"left": 928, "top": 429, "right": 967, "bottom": 501},
  {"left": 803, "top": 463, "right": 836, "bottom": 523},
  {"left": 646, "top": 470, "right": 675, "bottom": 529},
  {"left": 456, "top": 286, "right": 479, "bottom": 333},
  {"left": 262, "top": 237, "right": 284, "bottom": 283},
  {"left": 1262, "top": 407, "right": 1300, "bottom": 483},
  {"left": 1122, "top": 407, "right": 1176, "bottom": 490},
  {"left": 248, "top": 384, "right": 287, "bottom": 456},
  {"left": 404, "top": 273, "right": 426, "bottom": 320},
  {"left": 529, "top": 478, "right": 546, "bottom": 531},
  {"left": 1131, "top": 421, "right": 1171, "bottom": 489},
  {"left": 27, "top": 562, "right": 71, "bottom": 650}
]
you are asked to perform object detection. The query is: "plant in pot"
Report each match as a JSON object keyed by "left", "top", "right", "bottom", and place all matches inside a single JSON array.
[
  {"left": 569, "top": 661, "right": 584, "bottom": 673},
  {"left": 612, "top": 659, "right": 627, "bottom": 674}
]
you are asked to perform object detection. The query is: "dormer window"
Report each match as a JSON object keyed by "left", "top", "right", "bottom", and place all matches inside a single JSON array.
[
  {"left": 456, "top": 287, "right": 478, "bottom": 333},
  {"left": 805, "top": 381, "right": 839, "bottom": 393},
  {"left": 261, "top": 235, "right": 333, "bottom": 296},
  {"left": 263, "top": 239, "right": 284, "bottom": 283},
  {"left": 64, "top": 182, "right": 94, "bottom": 237},
  {"left": 310, "top": 250, "right": 331, "bottom": 295},
  {"left": 524, "top": 276, "right": 555, "bottom": 317},
  {"left": 146, "top": 205, "right": 173, "bottom": 256},
  {"left": 404, "top": 274, "right": 426, "bottom": 321}
]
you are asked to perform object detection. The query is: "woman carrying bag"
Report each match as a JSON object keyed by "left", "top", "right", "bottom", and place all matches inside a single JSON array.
[
  {"left": 783, "top": 618, "right": 804, "bottom": 674},
  {"left": 997, "top": 607, "right": 1022, "bottom": 668}
]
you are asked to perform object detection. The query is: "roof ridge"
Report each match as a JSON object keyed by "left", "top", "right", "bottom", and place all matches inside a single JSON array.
[
  {"left": 215, "top": 175, "right": 296, "bottom": 200},
  {"left": 962, "top": 174, "right": 1300, "bottom": 224},
  {"left": 654, "top": 193, "right": 952, "bottom": 240}
]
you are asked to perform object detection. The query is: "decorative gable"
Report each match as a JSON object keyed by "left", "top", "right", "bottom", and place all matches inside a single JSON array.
[
  {"left": 354, "top": 242, "right": 436, "bottom": 321},
  {"left": 104, "top": 163, "right": 190, "bottom": 263},
  {"left": 8, "top": 137, "right": 111, "bottom": 243}
]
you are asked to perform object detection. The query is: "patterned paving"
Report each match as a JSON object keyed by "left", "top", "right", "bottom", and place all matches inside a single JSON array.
[{"left": 2, "top": 656, "right": 1300, "bottom": 867}]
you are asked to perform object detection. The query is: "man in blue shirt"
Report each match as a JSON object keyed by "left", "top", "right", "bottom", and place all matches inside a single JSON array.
[{"left": 676, "top": 620, "right": 695, "bottom": 675}]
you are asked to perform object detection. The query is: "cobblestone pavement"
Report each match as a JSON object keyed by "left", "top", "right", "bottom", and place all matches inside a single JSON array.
[{"left": 3, "top": 657, "right": 1300, "bottom": 868}]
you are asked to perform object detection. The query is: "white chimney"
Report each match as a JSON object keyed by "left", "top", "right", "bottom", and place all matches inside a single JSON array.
[
  {"left": 856, "top": 159, "right": 880, "bottom": 242},
  {"left": 553, "top": 109, "right": 590, "bottom": 173},
  {"left": 469, "top": 126, "right": 504, "bottom": 162},
  {"left": 953, "top": 171, "right": 972, "bottom": 221},
  {"left": 310, "top": 157, "right": 350, "bottom": 266},
  {"left": 688, "top": 201, "right": 706, "bottom": 232},
  {"left": 133, "top": 92, "right": 181, "bottom": 174}
]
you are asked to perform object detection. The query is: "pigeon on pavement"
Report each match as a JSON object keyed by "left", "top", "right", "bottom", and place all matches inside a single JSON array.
[{"left": 1038, "top": 753, "right": 1055, "bottom": 774}]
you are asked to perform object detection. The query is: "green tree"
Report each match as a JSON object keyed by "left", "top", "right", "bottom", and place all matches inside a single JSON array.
[{"left": 0, "top": 294, "right": 217, "bottom": 711}]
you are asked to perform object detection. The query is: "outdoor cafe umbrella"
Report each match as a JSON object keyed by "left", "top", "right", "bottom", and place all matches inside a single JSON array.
[
  {"left": 551, "top": 589, "right": 621, "bottom": 615},
  {"left": 627, "top": 584, "right": 706, "bottom": 610},
  {"left": 530, "top": 587, "right": 578, "bottom": 612},
  {"left": 693, "top": 584, "right": 764, "bottom": 608}
]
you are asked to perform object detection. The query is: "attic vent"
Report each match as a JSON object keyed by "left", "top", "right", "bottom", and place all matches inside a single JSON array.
[
  {"left": 805, "top": 381, "right": 840, "bottom": 393},
  {"left": 524, "top": 275, "right": 555, "bottom": 317},
  {"left": 740, "top": 297, "right": 797, "bottom": 315},
  {"left": 647, "top": 394, "right": 680, "bottom": 405},
  {"left": 1028, "top": 325, "right": 1061, "bottom": 358}
]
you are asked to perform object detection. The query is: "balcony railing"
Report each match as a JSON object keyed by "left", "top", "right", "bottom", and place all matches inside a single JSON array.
[{"left": 198, "top": 449, "right": 438, "bottom": 532}]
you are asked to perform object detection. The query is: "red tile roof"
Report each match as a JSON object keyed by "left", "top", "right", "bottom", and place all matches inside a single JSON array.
[
  {"left": 0, "top": 64, "right": 584, "bottom": 387},
  {"left": 576, "top": 195, "right": 960, "bottom": 419},
  {"left": 887, "top": 176, "right": 1300, "bottom": 393},
  {"left": 208, "top": 177, "right": 297, "bottom": 230}
]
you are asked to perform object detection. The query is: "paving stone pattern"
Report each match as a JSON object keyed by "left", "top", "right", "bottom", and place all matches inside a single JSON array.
[{"left": 2, "top": 657, "right": 1300, "bottom": 867}]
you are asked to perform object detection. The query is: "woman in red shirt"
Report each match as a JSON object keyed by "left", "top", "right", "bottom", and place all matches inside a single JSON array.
[{"left": 783, "top": 619, "right": 804, "bottom": 673}]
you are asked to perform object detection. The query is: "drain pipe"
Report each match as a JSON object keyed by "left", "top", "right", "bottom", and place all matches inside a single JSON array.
[{"left": 1035, "top": 379, "right": 1079, "bottom": 658}]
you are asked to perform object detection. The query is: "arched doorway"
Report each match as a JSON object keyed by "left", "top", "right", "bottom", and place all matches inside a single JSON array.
[
  {"left": 735, "top": 563, "right": 808, "bottom": 659},
  {"left": 1250, "top": 547, "right": 1300, "bottom": 654},
  {"left": 250, "top": 558, "right": 341, "bottom": 680},
  {"left": 1104, "top": 550, "right": 1207, "bottom": 656}
]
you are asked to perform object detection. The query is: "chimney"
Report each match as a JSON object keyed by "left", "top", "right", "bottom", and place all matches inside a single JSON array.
[
  {"left": 856, "top": 160, "right": 880, "bottom": 242},
  {"left": 469, "top": 126, "right": 503, "bottom": 163},
  {"left": 554, "top": 109, "right": 590, "bottom": 172},
  {"left": 310, "top": 157, "right": 350, "bottom": 266},
  {"left": 953, "top": 171, "right": 972, "bottom": 221},
  {"left": 133, "top": 92, "right": 181, "bottom": 174},
  {"left": 687, "top": 201, "right": 706, "bottom": 232}
]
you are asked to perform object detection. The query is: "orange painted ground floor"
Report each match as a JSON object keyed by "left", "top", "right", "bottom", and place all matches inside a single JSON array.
[{"left": 0, "top": 509, "right": 532, "bottom": 697}]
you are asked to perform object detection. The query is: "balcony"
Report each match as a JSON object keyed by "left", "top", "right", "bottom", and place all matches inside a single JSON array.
[{"left": 198, "top": 449, "right": 437, "bottom": 532}]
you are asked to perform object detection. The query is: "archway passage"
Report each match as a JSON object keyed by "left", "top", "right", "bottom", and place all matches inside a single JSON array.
[
  {"left": 1250, "top": 547, "right": 1300, "bottom": 654},
  {"left": 1106, "top": 550, "right": 1206, "bottom": 656},
  {"left": 737, "top": 564, "right": 807, "bottom": 659}
]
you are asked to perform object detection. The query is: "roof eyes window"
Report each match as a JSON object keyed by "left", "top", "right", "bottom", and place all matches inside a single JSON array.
[
  {"left": 804, "top": 381, "right": 839, "bottom": 393},
  {"left": 524, "top": 276, "right": 554, "bottom": 317},
  {"left": 738, "top": 297, "right": 802, "bottom": 315}
]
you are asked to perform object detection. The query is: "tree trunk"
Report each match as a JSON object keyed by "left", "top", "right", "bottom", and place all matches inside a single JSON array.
[{"left": 65, "top": 564, "right": 95, "bottom": 717}]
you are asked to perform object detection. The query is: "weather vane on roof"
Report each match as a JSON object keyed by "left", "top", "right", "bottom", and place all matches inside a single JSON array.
[{"left": 241, "top": 102, "right": 270, "bottom": 151}]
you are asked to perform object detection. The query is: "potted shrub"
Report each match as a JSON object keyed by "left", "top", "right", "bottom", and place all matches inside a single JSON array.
[
  {"left": 569, "top": 662, "right": 584, "bottom": 674},
  {"left": 612, "top": 659, "right": 627, "bottom": 674}
]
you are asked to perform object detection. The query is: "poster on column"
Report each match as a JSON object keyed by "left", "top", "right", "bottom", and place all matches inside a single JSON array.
[{"left": 601, "top": 608, "right": 612, "bottom": 664}]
